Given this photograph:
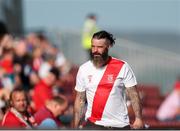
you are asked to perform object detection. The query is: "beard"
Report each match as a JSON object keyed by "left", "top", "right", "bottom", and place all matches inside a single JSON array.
[{"left": 90, "top": 48, "right": 109, "bottom": 67}]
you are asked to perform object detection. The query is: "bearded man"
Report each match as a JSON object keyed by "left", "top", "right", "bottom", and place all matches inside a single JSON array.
[{"left": 73, "top": 30, "right": 144, "bottom": 130}]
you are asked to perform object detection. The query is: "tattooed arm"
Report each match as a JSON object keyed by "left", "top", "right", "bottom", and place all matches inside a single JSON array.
[
  {"left": 126, "top": 85, "right": 144, "bottom": 129},
  {"left": 73, "top": 91, "right": 86, "bottom": 128}
]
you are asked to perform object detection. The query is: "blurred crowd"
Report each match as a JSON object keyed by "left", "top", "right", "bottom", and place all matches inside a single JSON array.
[{"left": 0, "top": 21, "right": 78, "bottom": 129}]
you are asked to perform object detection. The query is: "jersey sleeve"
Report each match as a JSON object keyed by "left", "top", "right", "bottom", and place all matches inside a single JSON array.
[
  {"left": 122, "top": 62, "right": 137, "bottom": 88},
  {"left": 75, "top": 66, "right": 86, "bottom": 92}
]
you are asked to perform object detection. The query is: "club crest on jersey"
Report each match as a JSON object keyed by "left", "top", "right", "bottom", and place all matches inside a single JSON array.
[
  {"left": 88, "top": 75, "right": 92, "bottom": 83},
  {"left": 107, "top": 74, "right": 114, "bottom": 83}
]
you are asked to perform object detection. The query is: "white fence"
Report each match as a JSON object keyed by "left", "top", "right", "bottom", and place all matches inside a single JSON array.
[{"left": 112, "top": 38, "right": 180, "bottom": 94}]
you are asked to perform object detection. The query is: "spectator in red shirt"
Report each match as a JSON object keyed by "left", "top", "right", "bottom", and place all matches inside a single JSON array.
[
  {"left": 34, "top": 95, "right": 68, "bottom": 129},
  {"left": 1, "top": 88, "right": 37, "bottom": 129},
  {"left": 0, "top": 48, "right": 14, "bottom": 75},
  {"left": 32, "top": 67, "right": 60, "bottom": 111}
]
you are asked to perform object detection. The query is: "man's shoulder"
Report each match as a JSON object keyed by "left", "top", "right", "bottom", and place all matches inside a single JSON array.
[
  {"left": 111, "top": 57, "right": 126, "bottom": 64},
  {"left": 34, "top": 106, "right": 53, "bottom": 124},
  {"left": 4, "top": 110, "right": 16, "bottom": 118},
  {"left": 34, "top": 106, "right": 51, "bottom": 118},
  {"left": 2, "top": 110, "right": 20, "bottom": 125},
  {"left": 34, "top": 80, "right": 47, "bottom": 89}
]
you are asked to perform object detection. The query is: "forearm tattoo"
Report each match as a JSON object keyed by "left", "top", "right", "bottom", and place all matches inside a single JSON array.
[
  {"left": 78, "top": 92, "right": 86, "bottom": 118},
  {"left": 74, "top": 91, "right": 86, "bottom": 127},
  {"left": 126, "top": 86, "right": 142, "bottom": 119}
]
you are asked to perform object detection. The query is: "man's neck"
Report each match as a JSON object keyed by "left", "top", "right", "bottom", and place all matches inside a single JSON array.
[
  {"left": 10, "top": 107, "right": 33, "bottom": 128},
  {"left": 42, "top": 78, "right": 51, "bottom": 87},
  {"left": 46, "top": 104, "right": 56, "bottom": 117},
  {"left": 11, "top": 107, "right": 26, "bottom": 116}
]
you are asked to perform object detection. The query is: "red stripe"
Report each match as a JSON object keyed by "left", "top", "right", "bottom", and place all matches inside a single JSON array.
[{"left": 88, "top": 57, "right": 124, "bottom": 122}]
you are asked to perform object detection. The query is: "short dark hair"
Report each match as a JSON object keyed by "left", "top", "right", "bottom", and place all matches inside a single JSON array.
[
  {"left": 36, "top": 33, "right": 47, "bottom": 42},
  {"left": 51, "top": 95, "right": 67, "bottom": 105},
  {"left": 49, "top": 67, "right": 60, "bottom": 80},
  {"left": 92, "top": 30, "right": 116, "bottom": 46},
  {"left": 87, "top": 13, "right": 96, "bottom": 19}
]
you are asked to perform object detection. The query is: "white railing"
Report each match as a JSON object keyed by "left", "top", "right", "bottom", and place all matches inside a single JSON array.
[{"left": 111, "top": 38, "right": 180, "bottom": 94}]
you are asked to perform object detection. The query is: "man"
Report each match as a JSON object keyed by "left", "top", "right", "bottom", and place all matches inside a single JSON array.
[
  {"left": 32, "top": 67, "right": 60, "bottom": 111},
  {"left": 13, "top": 39, "right": 33, "bottom": 92},
  {"left": 74, "top": 30, "right": 144, "bottom": 129},
  {"left": 1, "top": 88, "right": 36, "bottom": 129},
  {"left": 82, "top": 13, "right": 99, "bottom": 59},
  {"left": 34, "top": 95, "right": 68, "bottom": 129}
]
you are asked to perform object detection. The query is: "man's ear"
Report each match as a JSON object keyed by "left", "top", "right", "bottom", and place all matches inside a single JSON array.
[
  {"left": 107, "top": 44, "right": 112, "bottom": 49},
  {"left": 109, "top": 44, "right": 113, "bottom": 48}
]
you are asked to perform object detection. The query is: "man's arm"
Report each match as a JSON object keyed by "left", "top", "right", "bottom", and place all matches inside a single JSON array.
[
  {"left": 73, "top": 91, "right": 86, "bottom": 128},
  {"left": 126, "top": 85, "right": 144, "bottom": 129}
]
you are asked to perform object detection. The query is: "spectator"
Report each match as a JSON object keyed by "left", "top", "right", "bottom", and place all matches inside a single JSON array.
[
  {"left": 25, "top": 32, "right": 42, "bottom": 52},
  {"left": 38, "top": 54, "right": 56, "bottom": 79},
  {"left": 32, "top": 47, "right": 43, "bottom": 73},
  {"left": 32, "top": 67, "right": 60, "bottom": 111},
  {"left": 34, "top": 95, "right": 68, "bottom": 129},
  {"left": 0, "top": 48, "right": 15, "bottom": 112},
  {"left": 156, "top": 76, "right": 180, "bottom": 121},
  {"left": 13, "top": 39, "right": 33, "bottom": 91},
  {"left": 0, "top": 48, "right": 15, "bottom": 91},
  {"left": 82, "top": 13, "right": 99, "bottom": 59},
  {"left": 1, "top": 88, "right": 37, "bottom": 129}
]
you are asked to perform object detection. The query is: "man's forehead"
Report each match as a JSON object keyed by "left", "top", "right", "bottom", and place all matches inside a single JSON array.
[
  {"left": 92, "top": 38, "right": 109, "bottom": 45},
  {"left": 12, "top": 91, "right": 25, "bottom": 98}
]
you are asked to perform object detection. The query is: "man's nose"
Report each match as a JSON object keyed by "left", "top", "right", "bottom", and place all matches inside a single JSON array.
[
  {"left": 20, "top": 101, "right": 26, "bottom": 105},
  {"left": 93, "top": 47, "right": 98, "bottom": 52}
]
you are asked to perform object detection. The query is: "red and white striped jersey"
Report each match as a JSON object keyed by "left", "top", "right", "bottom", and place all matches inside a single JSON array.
[{"left": 75, "top": 57, "right": 137, "bottom": 128}]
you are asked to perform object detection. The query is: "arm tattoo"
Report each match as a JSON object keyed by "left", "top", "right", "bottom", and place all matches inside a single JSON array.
[
  {"left": 126, "top": 86, "right": 142, "bottom": 119},
  {"left": 78, "top": 92, "right": 86, "bottom": 118},
  {"left": 73, "top": 91, "right": 86, "bottom": 128}
]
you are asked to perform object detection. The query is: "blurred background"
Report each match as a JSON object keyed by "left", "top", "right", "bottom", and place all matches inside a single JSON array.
[
  {"left": 0, "top": 0, "right": 180, "bottom": 129},
  {"left": 23, "top": 0, "right": 179, "bottom": 93}
]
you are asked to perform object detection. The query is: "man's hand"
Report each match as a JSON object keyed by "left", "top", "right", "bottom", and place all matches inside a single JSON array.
[
  {"left": 131, "top": 117, "right": 144, "bottom": 129},
  {"left": 126, "top": 86, "right": 144, "bottom": 129}
]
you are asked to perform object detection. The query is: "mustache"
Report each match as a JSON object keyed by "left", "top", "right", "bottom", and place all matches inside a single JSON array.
[
  {"left": 92, "top": 52, "right": 101, "bottom": 56},
  {"left": 90, "top": 48, "right": 109, "bottom": 61}
]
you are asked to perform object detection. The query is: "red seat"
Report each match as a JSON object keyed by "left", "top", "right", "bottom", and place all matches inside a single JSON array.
[
  {"left": 143, "top": 107, "right": 157, "bottom": 119},
  {"left": 146, "top": 120, "right": 180, "bottom": 129}
]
